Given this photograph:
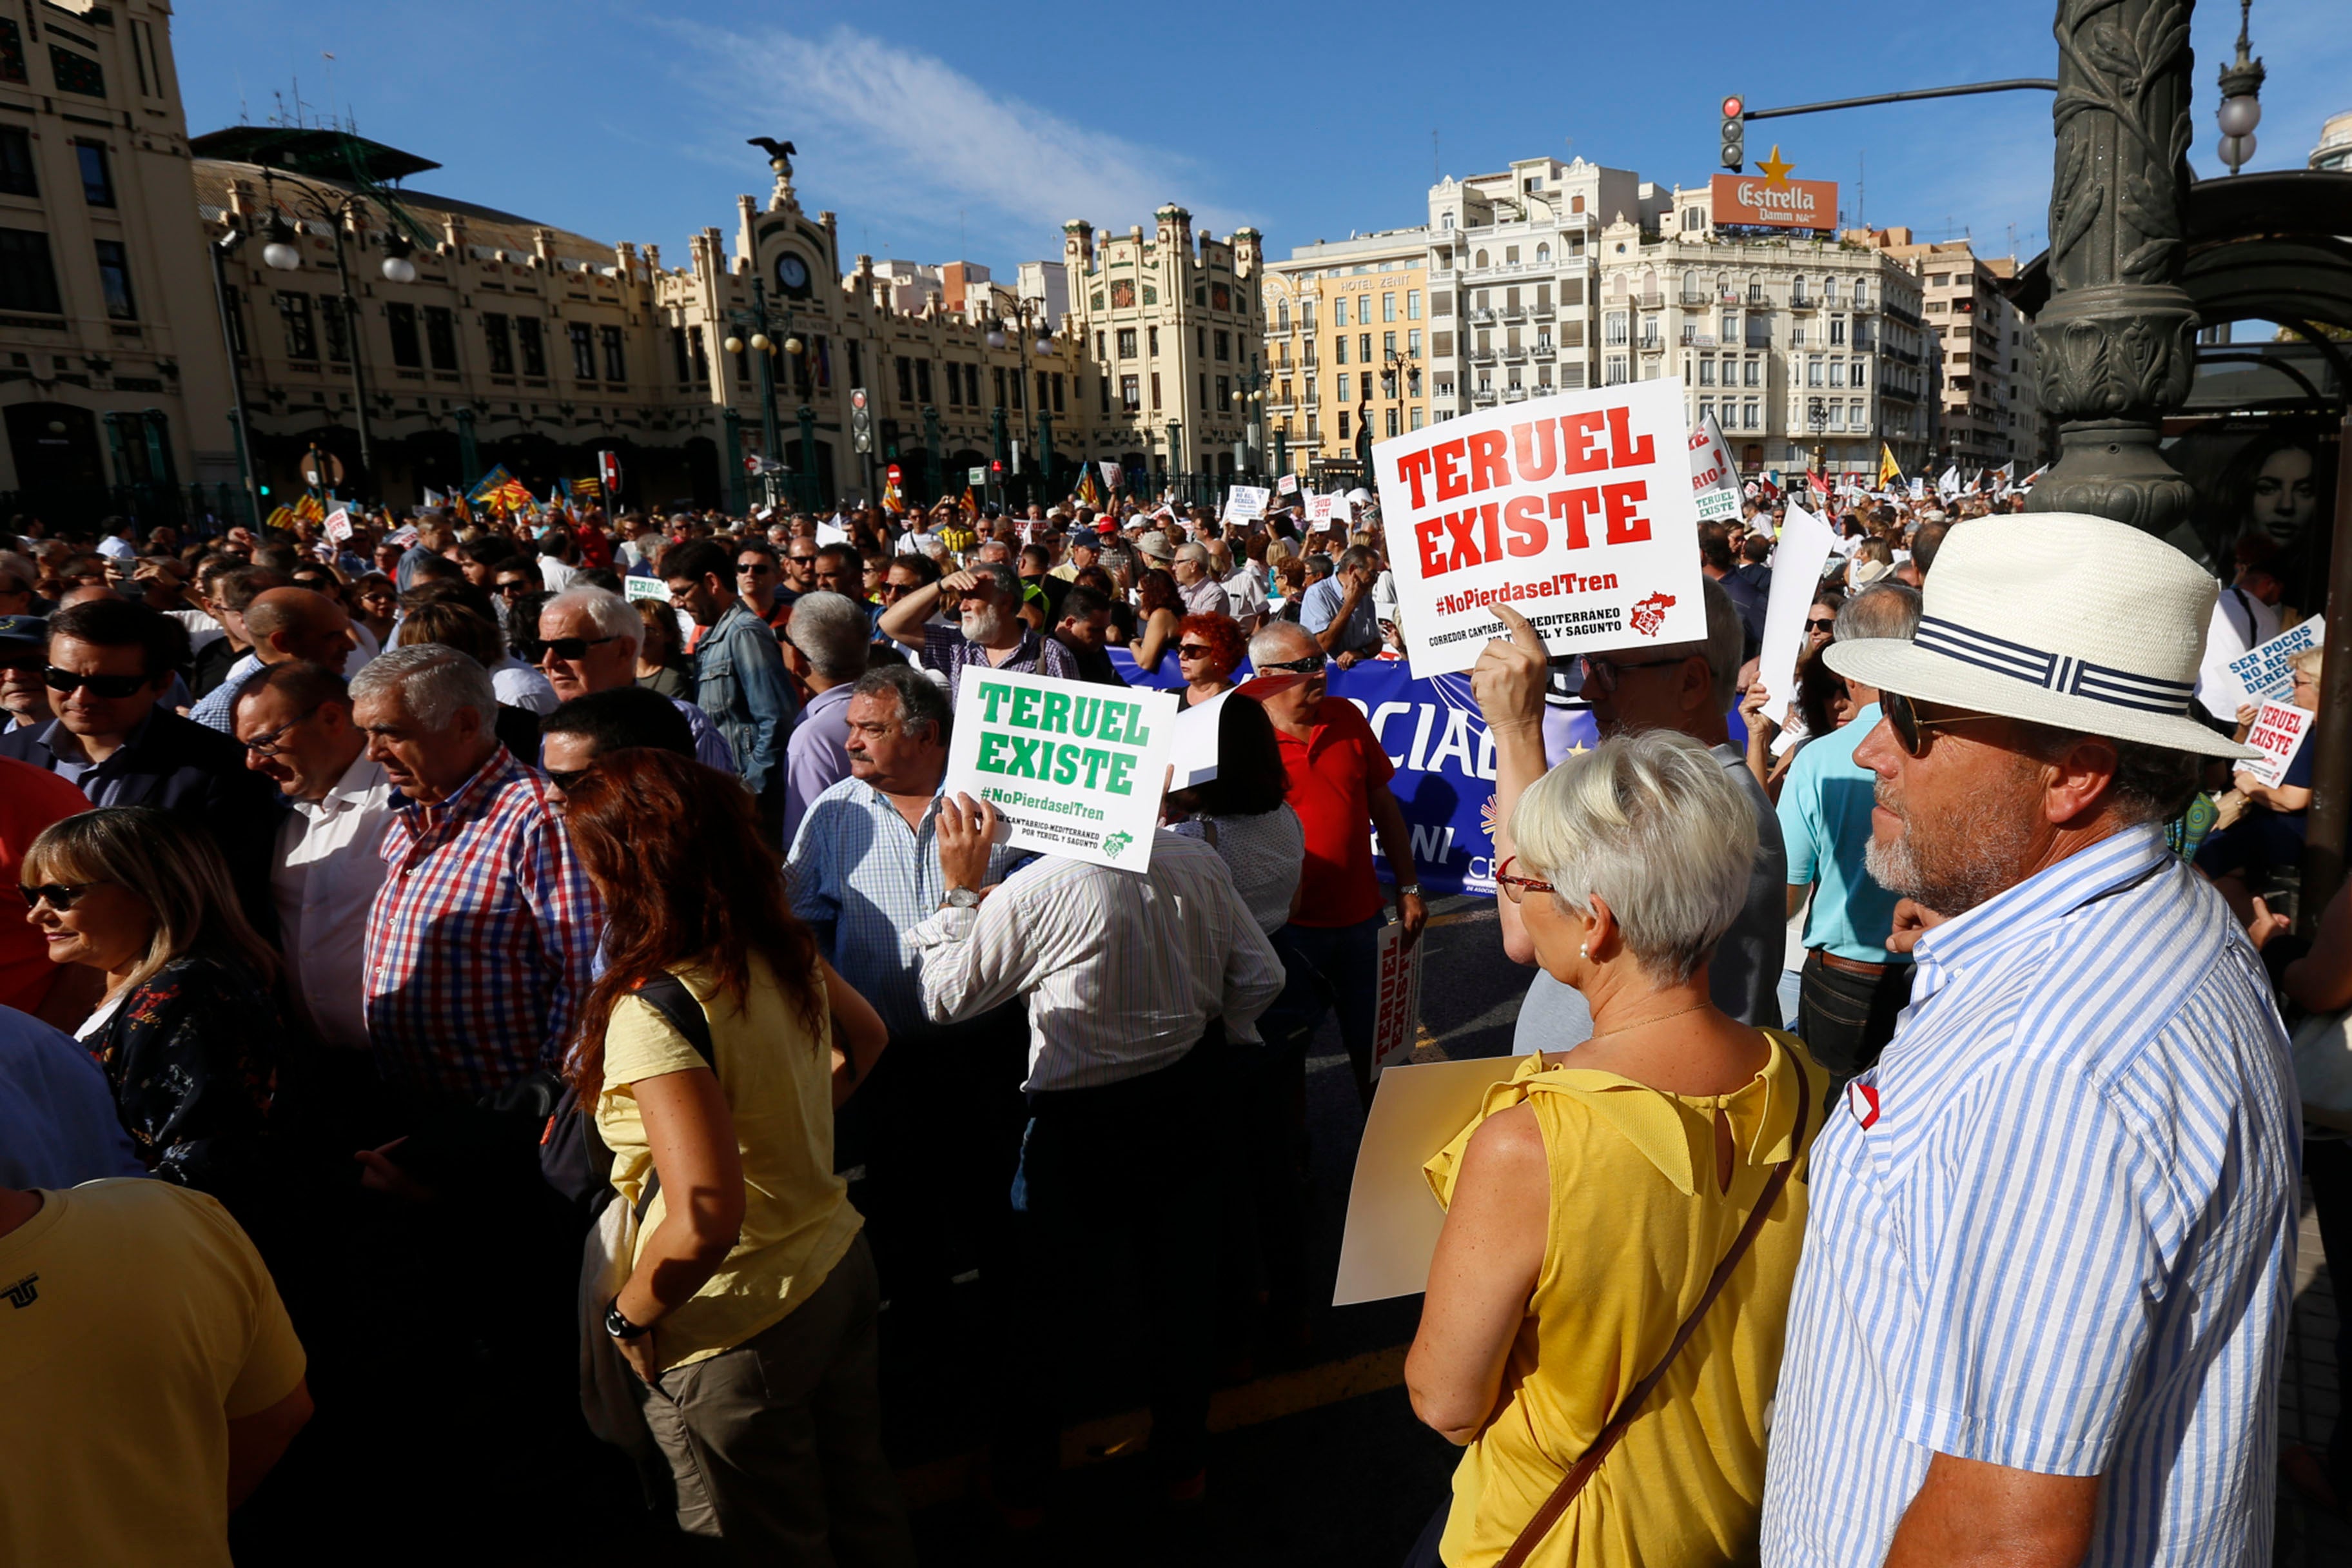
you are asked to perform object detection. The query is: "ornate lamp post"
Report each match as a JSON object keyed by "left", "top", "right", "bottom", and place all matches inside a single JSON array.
[
  {"left": 2213, "top": 0, "right": 2265, "bottom": 173},
  {"left": 986, "top": 304, "right": 1057, "bottom": 505},
  {"left": 722, "top": 277, "right": 801, "bottom": 511},
  {"left": 256, "top": 173, "right": 420, "bottom": 493}
]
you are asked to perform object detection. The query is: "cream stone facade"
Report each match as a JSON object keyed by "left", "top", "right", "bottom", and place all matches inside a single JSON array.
[
  {"left": 1261, "top": 230, "right": 1429, "bottom": 482},
  {"left": 0, "top": 0, "right": 239, "bottom": 525},
  {"left": 1863, "top": 232, "right": 2043, "bottom": 471}
]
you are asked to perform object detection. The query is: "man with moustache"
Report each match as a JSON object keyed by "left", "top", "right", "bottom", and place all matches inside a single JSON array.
[
  {"left": 874, "top": 556, "right": 1075, "bottom": 704},
  {"left": 1758, "top": 516, "right": 2298, "bottom": 1568}
]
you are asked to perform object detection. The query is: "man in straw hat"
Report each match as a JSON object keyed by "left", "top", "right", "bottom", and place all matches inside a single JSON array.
[{"left": 1760, "top": 514, "right": 2298, "bottom": 1565}]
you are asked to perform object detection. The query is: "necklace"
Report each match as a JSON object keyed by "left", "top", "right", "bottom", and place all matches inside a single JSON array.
[{"left": 1581, "top": 999, "right": 1710, "bottom": 1046}]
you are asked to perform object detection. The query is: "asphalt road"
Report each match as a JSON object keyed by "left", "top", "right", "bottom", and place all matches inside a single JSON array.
[{"left": 884, "top": 891, "right": 1533, "bottom": 1566}]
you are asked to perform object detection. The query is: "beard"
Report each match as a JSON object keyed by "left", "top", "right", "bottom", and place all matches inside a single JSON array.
[
  {"left": 962, "top": 602, "right": 1013, "bottom": 644},
  {"left": 1863, "top": 756, "right": 2044, "bottom": 917}
]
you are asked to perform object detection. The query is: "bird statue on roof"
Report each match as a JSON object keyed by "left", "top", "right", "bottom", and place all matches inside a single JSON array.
[{"left": 747, "top": 139, "right": 796, "bottom": 210}]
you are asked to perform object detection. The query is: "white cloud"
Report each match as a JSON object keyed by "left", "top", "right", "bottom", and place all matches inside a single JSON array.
[{"left": 660, "top": 21, "right": 1253, "bottom": 253}]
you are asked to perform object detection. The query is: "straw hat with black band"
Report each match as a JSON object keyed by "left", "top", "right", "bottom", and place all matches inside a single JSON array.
[{"left": 1824, "top": 513, "right": 2258, "bottom": 760}]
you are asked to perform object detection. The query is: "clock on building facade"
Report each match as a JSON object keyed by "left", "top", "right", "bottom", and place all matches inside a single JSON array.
[{"left": 774, "top": 251, "right": 812, "bottom": 299}]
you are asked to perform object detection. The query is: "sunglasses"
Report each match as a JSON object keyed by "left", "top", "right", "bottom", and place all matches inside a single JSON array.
[
  {"left": 1257, "top": 652, "right": 1327, "bottom": 676},
  {"left": 540, "top": 634, "right": 621, "bottom": 662},
  {"left": 19, "top": 881, "right": 101, "bottom": 910},
  {"left": 546, "top": 767, "right": 591, "bottom": 792},
  {"left": 1881, "top": 691, "right": 2008, "bottom": 758},
  {"left": 787, "top": 554, "right": 818, "bottom": 566},
  {"left": 497, "top": 580, "right": 534, "bottom": 596},
  {"left": 736, "top": 562, "right": 777, "bottom": 576},
  {"left": 1806, "top": 618, "right": 1838, "bottom": 633},
  {"left": 45, "top": 665, "right": 150, "bottom": 698},
  {"left": 1177, "top": 643, "right": 1218, "bottom": 660},
  {"left": 242, "top": 704, "right": 326, "bottom": 757},
  {"left": 1493, "top": 856, "right": 1555, "bottom": 906}
]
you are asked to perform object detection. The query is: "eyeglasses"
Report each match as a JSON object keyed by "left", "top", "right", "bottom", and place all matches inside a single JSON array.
[
  {"left": 545, "top": 767, "right": 591, "bottom": 793},
  {"left": 1257, "top": 652, "right": 1327, "bottom": 676},
  {"left": 242, "top": 704, "right": 326, "bottom": 757},
  {"left": 1177, "top": 643, "right": 1217, "bottom": 660},
  {"left": 877, "top": 582, "right": 919, "bottom": 598},
  {"left": 540, "top": 634, "right": 622, "bottom": 662},
  {"left": 736, "top": 562, "right": 777, "bottom": 576},
  {"left": 1493, "top": 856, "right": 1555, "bottom": 906},
  {"left": 787, "top": 554, "right": 818, "bottom": 566},
  {"left": 1806, "top": 618, "right": 1838, "bottom": 633},
  {"left": 1578, "top": 653, "right": 1695, "bottom": 694},
  {"left": 44, "top": 665, "right": 150, "bottom": 698},
  {"left": 19, "top": 882, "right": 101, "bottom": 911},
  {"left": 1881, "top": 690, "right": 2010, "bottom": 759},
  {"left": 497, "top": 580, "right": 534, "bottom": 596}
]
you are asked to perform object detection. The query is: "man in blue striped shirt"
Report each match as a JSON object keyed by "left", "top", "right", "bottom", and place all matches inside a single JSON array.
[{"left": 1761, "top": 515, "right": 2298, "bottom": 1567}]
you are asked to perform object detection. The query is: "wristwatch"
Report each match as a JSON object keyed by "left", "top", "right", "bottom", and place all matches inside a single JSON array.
[
  {"left": 942, "top": 885, "right": 981, "bottom": 910},
  {"left": 1396, "top": 883, "right": 1424, "bottom": 900},
  {"left": 604, "top": 1297, "right": 649, "bottom": 1341}
]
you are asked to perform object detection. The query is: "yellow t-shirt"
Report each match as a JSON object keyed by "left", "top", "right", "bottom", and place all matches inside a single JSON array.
[
  {"left": 0, "top": 1179, "right": 307, "bottom": 1568},
  {"left": 1424, "top": 1032, "right": 1821, "bottom": 1568},
  {"left": 596, "top": 956, "right": 863, "bottom": 1373}
]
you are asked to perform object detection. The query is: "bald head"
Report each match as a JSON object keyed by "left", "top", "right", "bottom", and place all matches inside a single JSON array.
[
  {"left": 246, "top": 587, "right": 352, "bottom": 668},
  {"left": 1248, "top": 620, "right": 1317, "bottom": 668}
]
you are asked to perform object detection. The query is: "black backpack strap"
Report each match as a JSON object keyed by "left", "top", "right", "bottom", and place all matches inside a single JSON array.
[{"left": 626, "top": 972, "right": 716, "bottom": 1222}]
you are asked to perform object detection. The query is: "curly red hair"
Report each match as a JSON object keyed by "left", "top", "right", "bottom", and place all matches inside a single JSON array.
[{"left": 1177, "top": 612, "right": 1245, "bottom": 678}]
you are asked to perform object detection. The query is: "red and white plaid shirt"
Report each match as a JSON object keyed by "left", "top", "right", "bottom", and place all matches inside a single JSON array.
[{"left": 363, "top": 747, "right": 602, "bottom": 1101}]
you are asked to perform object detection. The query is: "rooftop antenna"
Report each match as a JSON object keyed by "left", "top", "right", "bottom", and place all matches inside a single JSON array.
[
  {"left": 1857, "top": 150, "right": 1865, "bottom": 230},
  {"left": 1431, "top": 129, "right": 1439, "bottom": 182},
  {"left": 321, "top": 52, "right": 338, "bottom": 130}
]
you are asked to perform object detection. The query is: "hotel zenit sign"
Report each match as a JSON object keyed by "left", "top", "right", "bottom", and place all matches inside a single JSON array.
[{"left": 1709, "top": 146, "right": 1837, "bottom": 232}]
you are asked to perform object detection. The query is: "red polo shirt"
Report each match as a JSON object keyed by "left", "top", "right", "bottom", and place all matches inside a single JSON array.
[
  {"left": 0, "top": 756, "right": 97, "bottom": 1014},
  {"left": 1273, "top": 696, "right": 1395, "bottom": 929}
]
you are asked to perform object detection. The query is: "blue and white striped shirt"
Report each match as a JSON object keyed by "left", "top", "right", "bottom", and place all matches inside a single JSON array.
[{"left": 1761, "top": 824, "right": 2298, "bottom": 1567}]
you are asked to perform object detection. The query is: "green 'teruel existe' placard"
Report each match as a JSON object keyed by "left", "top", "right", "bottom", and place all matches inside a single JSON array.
[{"left": 939, "top": 666, "right": 1178, "bottom": 872}]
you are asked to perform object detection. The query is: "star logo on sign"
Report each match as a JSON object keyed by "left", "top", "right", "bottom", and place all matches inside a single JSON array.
[{"left": 1756, "top": 145, "right": 1795, "bottom": 188}]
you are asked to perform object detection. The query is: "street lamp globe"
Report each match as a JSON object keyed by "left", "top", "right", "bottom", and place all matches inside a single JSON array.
[
  {"left": 783, "top": 335, "right": 803, "bottom": 355},
  {"left": 2217, "top": 132, "right": 2258, "bottom": 171},
  {"left": 380, "top": 253, "right": 418, "bottom": 284},
  {"left": 2217, "top": 93, "right": 2262, "bottom": 139},
  {"left": 749, "top": 332, "right": 771, "bottom": 352},
  {"left": 261, "top": 219, "right": 302, "bottom": 272},
  {"left": 723, "top": 335, "right": 745, "bottom": 355},
  {"left": 1035, "top": 338, "right": 1054, "bottom": 356},
  {"left": 985, "top": 328, "right": 1007, "bottom": 349}
]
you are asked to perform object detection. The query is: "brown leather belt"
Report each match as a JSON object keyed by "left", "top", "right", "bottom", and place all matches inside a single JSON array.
[{"left": 1816, "top": 950, "right": 1892, "bottom": 978}]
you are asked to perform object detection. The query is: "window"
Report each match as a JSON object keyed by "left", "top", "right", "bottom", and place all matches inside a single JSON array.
[
  {"left": 0, "top": 21, "right": 24, "bottom": 86},
  {"left": 1334, "top": 296, "right": 1348, "bottom": 328},
  {"left": 1360, "top": 333, "right": 1372, "bottom": 362},
  {"left": 1095, "top": 330, "right": 1106, "bottom": 359},
  {"left": 279, "top": 290, "right": 318, "bottom": 360},
  {"left": 1407, "top": 329, "right": 1422, "bottom": 356},
  {"left": 964, "top": 363, "right": 980, "bottom": 406},
  {"left": 517, "top": 318, "right": 546, "bottom": 377},
  {"left": 483, "top": 312, "right": 513, "bottom": 374},
  {"left": 1849, "top": 399, "right": 1865, "bottom": 427},
  {"left": 426, "top": 310, "right": 456, "bottom": 376},
  {"left": 992, "top": 365, "right": 1006, "bottom": 407},
  {"left": 1827, "top": 404, "right": 1845, "bottom": 430},
  {"left": 1117, "top": 328, "right": 1137, "bottom": 358},
  {"left": 1299, "top": 299, "right": 1315, "bottom": 329},
  {"left": 0, "top": 127, "right": 33, "bottom": 196},
  {"left": 1120, "top": 374, "right": 1141, "bottom": 411},
  {"left": 1806, "top": 357, "right": 1823, "bottom": 387},
  {"left": 1384, "top": 331, "right": 1397, "bottom": 358},
  {"left": 896, "top": 355, "right": 914, "bottom": 402},
  {"left": 1683, "top": 207, "right": 1703, "bottom": 231},
  {"left": 1790, "top": 324, "right": 1808, "bottom": 348},
  {"left": 670, "top": 324, "right": 692, "bottom": 383},
  {"left": 1571, "top": 195, "right": 1585, "bottom": 213},
  {"left": 1215, "top": 329, "right": 1230, "bottom": 360},
  {"left": 1745, "top": 358, "right": 1762, "bottom": 387},
  {"left": 387, "top": 303, "right": 422, "bottom": 368},
  {"left": 1196, "top": 326, "right": 1208, "bottom": 357},
  {"left": 1474, "top": 250, "right": 1488, "bottom": 268},
  {"left": 600, "top": 324, "right": 626, "bottom": 384},
  {"left": 1829, "top": 316, "right": 1847, "bottom": 346},
  {"left": 1099, "top": 375, "right": 1110, "bottom": 414},
  {"left": 1406, "top": 289, "right": 1421, "bottom": 320},
  {"left": 1148, "top": 326, "right": 1159, "bottom": 355},
  {"left": 1052, "top": 372, "right": 1064, "bottom": 413},
  {"left": 1828, "top": 360, "right": 1847, "bottom": 387},
  {"left": 1197, "top": 372, "right": 1208, "bottom": 410},
  {"left": 1823, "top": 277, "right": 1839, "bottom": 305},
  {"left": 1275, "top": 300, "right": 1289, "bottom": 331},
  {"left": 1217, "top": 375, "right": 1229, "bottom": 407},
  {"left": 1505, "top": 246, "right": 1520, "bottom": 264},
  {"left": 1743, "top": 400, "right": 1760, "bottom": 429},
  {"left": 74, "top": 143, "right": 112, "bottom": 207},
  {"left": 1698, "top": 358, "right": 1716, "bottom": 387},
  {"left": 1010, "top": 364, "right": 1023, "bottom": 407},
  {"left": 943, "top": 361, "right": 960, "bottom": 407},
  {"left": 1720, "top": 313, "right": 1737, "bottom": 344},
  {"left": 1338, "top": 410, "right": 1350, "bottom": 439},
  {"left": 1381, "top": 292, "right": 1395, "bottom": 322},
  {"left": 1853, "top": 279, "right": 1868, "bottom": 307},
  {"left": 1335, "top": 336, "right": 1348, "bottom": 365},
  {"left": 48, "top": 46, "right": 103, "bottom": 99},
  {"left": 1441, "top": 213, "right": 1454, "bottom": 230},
  {"left": 569, "top": 322, "right": 596, "bottom": 379},
  {"left": 1385, "top": 407, "right": 1400, "bottom": 438},
  {"left": 1150, "top": 371, "right": 1161, "bottom": 409},
  {"left": 321, "top": 296, "right": 352, "bottom": 362},
  {"left": 1603, "top": 310, "right": 1629, "bottom": 346}
]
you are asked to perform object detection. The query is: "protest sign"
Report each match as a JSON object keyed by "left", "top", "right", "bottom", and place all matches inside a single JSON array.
[
  {"left": 941, "top": 666, "right": 1176, "bottom": 872},
  {"left": 386, "top": 525, "right": 420, "bottom": 548},
  {"left": 1277, "top": 473, "right": 1299, "bottom": 496},
  {"left": 1333, "top": 1057, "right": 1515, "bottom": 1306},
  {"left": 2242, "top": 700, "right": 2313, "bottom": 789},
  {"left": 1369, "top": 921, "right": 1424, "bottom": 1079},
  {"left": 1752, "top": 501, "right": 1839, "bottom": 727},
  {"left": 1688, "top": 411, "right": 1741, "bottom": 523},
  {"left": 324, "top": 506, "right": 353, "bottom": 543},
  {"left": 1224, "top": 484, "right": 1270, "bottom": 522},
  {"left": 622, "top": 574, "right": 671, "bottom": 603},
  {"left": 1307, "top": 493, "right": 1342, "bottom": 527},
  {"left": 815, "top": 520, "right": 850, "bottom": 546},
  {"left": 1371, "top": 378, "right": 1705, "bottom": 678},
  {"left": 2227, "top": 616, "right": 2324, "bottom": 704},
  {"left": 1167, "top": 689, "right": 1231, "bottom": 791}
]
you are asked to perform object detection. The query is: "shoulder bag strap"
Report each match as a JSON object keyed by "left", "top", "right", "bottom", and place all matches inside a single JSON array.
[
  {"left": 1495, "top": 1062, "right": 1812, "bottom": 1568},
  {"left": 629, "top": 972, "right": 718, "bottom": 1223}
]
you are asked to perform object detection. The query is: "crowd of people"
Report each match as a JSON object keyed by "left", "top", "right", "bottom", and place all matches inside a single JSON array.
[{"left": 0, "top": 468, "right": 2341, "bottom": 1567}]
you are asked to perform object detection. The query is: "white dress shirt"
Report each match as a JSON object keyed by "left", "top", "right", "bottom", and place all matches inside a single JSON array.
[
  {"left": 271, "top": 749, "right": 398, "bottom": 1051},
  {"left": 911, "top": 831, "right": 1284, "bottom": 1092}
]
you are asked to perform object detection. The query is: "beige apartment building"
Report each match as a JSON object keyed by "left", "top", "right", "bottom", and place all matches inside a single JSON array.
[
  {"left": 0, "top": 0, "right": 239, "bottom": 525},
  {"left": 1059, "top": 205, "right": 1266, "bottom": 490},
  {"left": 1863, "top": 232, "right": 2042, "bottom": 473},
  {"left": 1260, "top": 229, "right": 1429, "bottom": 482}
]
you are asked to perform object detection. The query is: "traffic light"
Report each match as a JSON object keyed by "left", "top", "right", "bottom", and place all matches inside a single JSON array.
[{"left": 1720, "top": 95, "right": 1746, "bottom": 172}]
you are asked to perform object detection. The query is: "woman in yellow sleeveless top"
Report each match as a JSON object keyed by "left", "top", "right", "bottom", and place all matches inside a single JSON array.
[{"left": 1406, "top": 730, "right": 1823, "bottom": 1567}]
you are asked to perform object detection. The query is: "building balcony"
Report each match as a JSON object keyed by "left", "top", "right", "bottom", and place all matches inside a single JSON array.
[
  {"left": 1531, "top": 343, "right": 1556, "bottom": 359},
  {"left": 1789, "top": 296, "right": 1818, "bottom": 312},
  {"left": 1472, "top": 387, "right": 1498, "bottom": 405},
  {"left": 1638, "top": 337, "right": 1664, "bottom": 353},
  {"left": 1469, "top": 308, "right": 1496, "bottom": 324},
  {"left": 1469, "top": 348, "right": 1497, "bottom": 364},
  {"left": 1680, "top": 293, "right": 1710, "bottom": 307},
  {"left": 1635, "top": 292, "right": 1663, "bottom": 309}
]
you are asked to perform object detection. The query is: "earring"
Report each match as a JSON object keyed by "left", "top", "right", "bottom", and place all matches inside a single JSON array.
[{"left": 1578, "top": 943, "right": 1591, "bottom": 960}]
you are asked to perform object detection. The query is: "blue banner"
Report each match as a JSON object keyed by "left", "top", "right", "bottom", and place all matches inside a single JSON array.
[{"left": 1106, "top": 649, "right": 1597, "bottom": 898}]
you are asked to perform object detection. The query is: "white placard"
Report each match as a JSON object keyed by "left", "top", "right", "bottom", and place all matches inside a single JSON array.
[
  {"left": 386, "top": 525, "right": 420, "bottom": 547},
  {"left": 1331, "top": 1056, "right": 1514, "bottom": 1306},
  {"left": 1753, "top": 501, "right": 1839, "bottom": 727},
  {"left": 1277, "top": 473, "right": 1299, "bottom": 496},
  {"left": 1167, "top": 688, "right": 1231, "bottom": 791},
  {"left": 1306, "top": 493, "right": 1342, "bottom": 526},
  {"left": 941, "top": 666, "right": 1177, "bottom": 872},
  {"left": 815, "top": 520, "right": 850, "bottom": 546},
  {"left": 1370, "top": 921, "right": 1424, "bottom": 1078},
  {"left": 622, "top": 574, "right": 670, "bottom": 603},
  {"left": 1224, "top": 484, "right": 1270, "bottom": 522},
  {"left": 323, "top": 506, "right": 353, "bottom": 542},
  {"left": 2228, "top": 616, "right": 2324, "bottom": 704},
  {"left": 2242, "top": 700, "right": 2313, "bottom": 789},
  {"left": 1689, "top": 410, "right": 1740, "bottom": 525},
  {"left": 1371, "top": 378, "right": 1706, "bottom": 678}
]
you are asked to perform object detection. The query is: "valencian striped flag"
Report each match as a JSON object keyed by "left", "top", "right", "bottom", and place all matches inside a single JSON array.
[
  {"left": 1075, "top": 465, "right": 1101, "bottom": 508},
  {"left": 467, "top": 464, "right": 518, "bottom": 506},
  {"left": 1878, "top": 443, "right": 1903, "bottom": 489},
  {"left": 293, "top": 493, "right": 325, "bottom": 524}
]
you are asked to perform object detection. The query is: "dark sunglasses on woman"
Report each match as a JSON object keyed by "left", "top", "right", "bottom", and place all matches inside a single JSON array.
[{"left": 19, "top": 882, "right": 99, "bottom": 910}]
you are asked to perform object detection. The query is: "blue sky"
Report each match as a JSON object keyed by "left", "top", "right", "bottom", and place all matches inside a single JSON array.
[{"left": 175, "top": 1, "right": 2349, "bottom": 277}]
